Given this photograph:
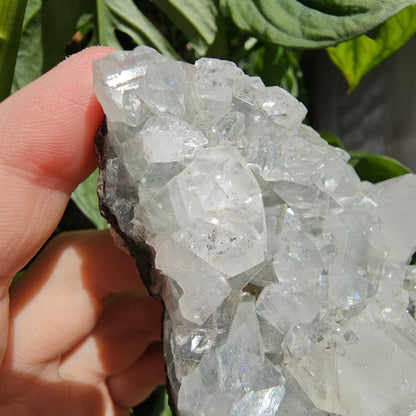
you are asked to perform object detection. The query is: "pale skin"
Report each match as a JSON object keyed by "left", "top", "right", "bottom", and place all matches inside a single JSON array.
[{"left": 0, "top": 47, "right": 165, "bottom": 415}]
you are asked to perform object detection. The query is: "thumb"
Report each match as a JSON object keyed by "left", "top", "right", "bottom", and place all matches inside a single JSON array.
[
  {"left": 0, "top": 46, "right": 114, "bottom": 364},
  {"left": 0, "top": 46, "right": 114, "bottom": 286}
]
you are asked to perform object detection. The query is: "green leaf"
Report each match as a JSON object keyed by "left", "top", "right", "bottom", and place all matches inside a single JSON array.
[
  {"left": 10, "top": 269, "right": 26, "bottom": 288},
  {"left": 101, "top": 0, "right": 179, "bottom": 58},
  {"left": 225, "top": 0, "right": 415, "bottom": 48},
  {"left": 71, "top": 169, "right": 109, "bottom": 230},
  {"left": 327, "top": 4, "right": 416, "bottom": 91},
  {"left": 242, "top": 44, "right": 304, "bottom": 98},
  {"left": 151, "top": 0, "right": 224, "bottom": 57},
  {"left": 348, "top": 151, "right": 411, "bottom": 183},
  {"left": 40, "top": 0, "right": 94, "bottom": 72},
  {"left": 11, "top": 0, "right": 41, "bottom": 92},
  {"left": 133, "top": 385, "right": 172, "bottom": 416},
  {"left": 40, "top": 0, "right": 178, "bottom": 71},
  {"left": 320, "top": 131, "right": 346, "bottom": 149},
  {"left": 12, "top": 0, "right": 178, "bottom": 91},
  {"left": 0, "top": 0, "right": 27, "bottom": 100},
  {"left": 12, "top": 0, "right": 93, "bottom": 88}
]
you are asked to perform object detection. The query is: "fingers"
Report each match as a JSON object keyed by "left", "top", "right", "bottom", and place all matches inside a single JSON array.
[
  {"left": 6, "top": 230, "right": 147, "bottom": 368},
  {"left": 59, "top": 291, "right": 162, "bottom": 383},
  {"left": 107, "top": 342, "right": 166, "bottom": 409},
  {"left": 0, "top": 46, "right": 114, "bottom": 285}
]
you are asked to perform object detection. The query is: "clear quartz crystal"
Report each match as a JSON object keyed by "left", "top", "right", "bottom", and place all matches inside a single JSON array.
[{"left": 94, "top": 46, "right": 416, "bottom": 416}]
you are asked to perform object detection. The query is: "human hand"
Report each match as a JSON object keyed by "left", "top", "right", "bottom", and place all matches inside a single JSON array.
[{"left": 0, "top": 47, "right": 165, "bottom": 415}]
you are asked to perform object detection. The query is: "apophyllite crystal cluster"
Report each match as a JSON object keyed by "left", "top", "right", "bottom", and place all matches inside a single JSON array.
[{"left": 93, "top": 46, "right": 416, "bottom": 416}]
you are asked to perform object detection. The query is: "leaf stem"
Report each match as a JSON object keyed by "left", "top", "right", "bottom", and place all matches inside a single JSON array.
[{"left": 0, "top": 0, "right": 28, "bottom": 101}]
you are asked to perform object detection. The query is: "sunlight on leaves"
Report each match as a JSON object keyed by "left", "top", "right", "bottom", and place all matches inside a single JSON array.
[{"left": 327, "top": 4, "right": 416, "bottom": 91}]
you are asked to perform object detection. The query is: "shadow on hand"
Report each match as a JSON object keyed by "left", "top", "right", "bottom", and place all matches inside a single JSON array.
[
  {"left": 3, "top": 229, "right": 163, "bottom": 414},
  {"left": 0, "top": 369, "right": 106, "bottom": 415}
]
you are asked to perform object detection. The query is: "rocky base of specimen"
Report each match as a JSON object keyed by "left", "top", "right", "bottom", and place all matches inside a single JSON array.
[{"left": 94, "top": 46, "right": 416, "bottom": 416}]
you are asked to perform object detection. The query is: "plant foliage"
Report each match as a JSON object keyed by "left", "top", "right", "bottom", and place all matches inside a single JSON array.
[
  {"left": 225, "top": 0, "right": 415, "bottom": 48},
  {"left": 12, "top": 0, "right": 179, "bottom": 91},
  {"left": 327, "top": 4, "right": 416, "bottom": 90},
  {"left": 71, "top": 170, "right": 110, "bottom": 230},
  {"left": 348, "top": 151, "right": 412, "bottom": 183},
  {"left": 0, "top": 0, "right": 27, "bottom": 99},
  {"left": 151, "top": 0, "right": 225, "bottom": 57}
]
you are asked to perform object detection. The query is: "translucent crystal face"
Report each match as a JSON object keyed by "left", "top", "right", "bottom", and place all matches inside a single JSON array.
[{"left": 94, "top": 46, "right": 416, "bottom": 416}]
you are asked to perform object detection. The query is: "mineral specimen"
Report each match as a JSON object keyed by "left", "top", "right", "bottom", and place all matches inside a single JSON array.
[{"left": 93, "top": 46, "right": 416, "bottom": 416}]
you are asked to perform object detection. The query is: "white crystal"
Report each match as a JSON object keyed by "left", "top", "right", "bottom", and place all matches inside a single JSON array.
[
  {"left": 287, "top": 296, "right": 416, "bottom": 416},
  {"left": 228, "top": 386, "right": 285, "bottom": 416},
  {"left": 178, "top": 296, "right": 285, "bottom": 416},
  {"left": 194, "top": 58, "right": 245, "bottom": 115},
  {"left": 233, "top": 78, "right": 307, "bottom": 131},
  {"left": 173, "top": 210, "right": 265, "bottom": 277},
  {"left": 145, "top": 145, "right": 267, "bottom": 275},
  {"left": 278, "top": 373, "right": 332, "bottom": 416},
  {"left": 177, "top": 348, "right": 234, "bottom": 416},
  {"left": 94, "top": 47, "right": 166, "bottom": 125},
  {"left": 154, "top": 235, "right": 231, "bottom": 325},
  {"left": 258, "top": 86, "right": 307, "bottom": 130},
  {"left": 93, "top": 46, "right": 416, "bottom": 416},
  {"left": 141, "top": 114, "right": 207, "bottom": 163},
  {"left": 257, "top": 282, "right": 324, "bottom": 335},
  {"left": 370, "top": 174, "right": 416, "bottom": 263}
]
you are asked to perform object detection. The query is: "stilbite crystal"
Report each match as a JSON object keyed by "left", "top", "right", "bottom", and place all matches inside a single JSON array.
[{"left": 94, "top": 46, "right": 416, "bottom": 416}]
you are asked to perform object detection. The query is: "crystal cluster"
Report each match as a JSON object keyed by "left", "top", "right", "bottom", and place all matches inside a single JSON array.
[{"left": 93, "top": 46, "right": 416, "bottom": 416}]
